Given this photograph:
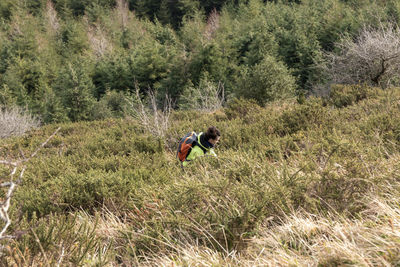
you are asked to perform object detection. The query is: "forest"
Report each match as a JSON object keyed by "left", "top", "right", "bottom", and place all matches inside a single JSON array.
[
  {"left": 1, "top": 0, "right": 400, "bottom": 266},
  {"left": 1, "top": 0, "right": 399, "bottom": 122}
]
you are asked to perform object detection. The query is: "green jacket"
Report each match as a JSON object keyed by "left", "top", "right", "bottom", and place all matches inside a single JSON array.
[{"left": 182, "top": 132, "right": 216, "bottom": 167}]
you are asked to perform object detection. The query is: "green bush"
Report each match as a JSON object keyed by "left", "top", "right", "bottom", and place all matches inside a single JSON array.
[
  {"left": 92, "top": 90, "right": 132, "bottom": 119},
  {"left": 277, "top": 98, "right": 328, "bottom": 135},
  {"left": 0, "top": 0, "right": 14, "bottom": 21},
  {"left": 328, "top": 84, "right": 378, "bottom": 108},
  {"left": 224, "top": 98, "right": 261, "bottom": 120},
  {"left": 92, "top": 52, "right": 134, "bottom": 97},
  {"left": 235, "top": 55, "right": 296, "bottom": 105},
  {"left": 57, "top": 20, "right": 89, "bottom": 56},
  {"left": 53, "top": 61, "right": 96, "bottom": 122}
]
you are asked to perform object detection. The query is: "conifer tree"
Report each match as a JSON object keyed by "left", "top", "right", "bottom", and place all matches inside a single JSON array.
[{"left": 54, "top": 61, "right": 96, "bottom": 121}]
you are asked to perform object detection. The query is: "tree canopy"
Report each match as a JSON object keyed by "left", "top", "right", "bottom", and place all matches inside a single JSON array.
[{"left": 0, "top": 0, "right": 399, "bottom": 122}]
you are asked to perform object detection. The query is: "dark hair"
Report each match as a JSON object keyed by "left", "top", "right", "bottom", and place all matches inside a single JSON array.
[{"left": 204, "top": 126, "right": 220, "bottom": 141}]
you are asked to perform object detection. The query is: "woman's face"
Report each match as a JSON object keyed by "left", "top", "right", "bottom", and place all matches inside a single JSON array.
[{"left": 209, "top": 136, "right": 220, "bottom": 146}]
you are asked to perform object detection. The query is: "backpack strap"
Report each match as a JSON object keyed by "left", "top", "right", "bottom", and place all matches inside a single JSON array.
[{"left": 196, "top": 133, "right": 209, "bottom": 153}]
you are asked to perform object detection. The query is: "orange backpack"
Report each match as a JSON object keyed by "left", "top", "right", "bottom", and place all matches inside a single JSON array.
[{"left": 177, "top": 132, "right": 198, "bottom": 162}]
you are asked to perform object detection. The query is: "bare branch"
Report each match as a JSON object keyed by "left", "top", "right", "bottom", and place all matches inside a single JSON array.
[
  {"left": 0, "top": 127, "right": 61, "bottom": 241},
  {"left": 204, "top": 9, "right": 220, "bottom": 41},
  {"left": 129, "top": 84, "right": 171, "bottom": 139},
  {"left": 46, "top": 0, "right": 60, "bottom": 33},
  {"left": 86, "top": 20, "right": 113, "bottom": 58},
  {"left": 31, "top": 227, "right": 51, "bottom": 267},
  {"left": 116, "top": 0, "right": 130, "bottom": 30},
  {"left": 179, "top": 80, "right": 225, "bottom": 112},
  {"left": 322, "top": 23, "right": 400, "bottom": 88},
  {"left": 0, "top": 160, "right": 17, "bottom": 167},
  {"left": 57, "top": 246, "right": 65, "bottom": 267},
  {"left": 25, "top": 127, "right": 61, "bottom": 162},
  {"left": 0, "top": 106, "right": 40, "bottom": 139}
]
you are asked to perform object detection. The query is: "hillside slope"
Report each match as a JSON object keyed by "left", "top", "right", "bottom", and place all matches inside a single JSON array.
[{"left": 0, "top": 85, "right": 399, "bottom": 266}]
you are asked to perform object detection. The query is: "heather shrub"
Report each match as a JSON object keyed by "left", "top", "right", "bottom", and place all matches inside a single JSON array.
[
  {"left": 1, "top": 86, "right": 400, "bottom": 265},
  {"left": 276, "top": 98, "right": 328, "bottom": 136},
  {"left": 328, "top": 84, "right": 378, "bottom": 108},
  {"left": 224, "top": 98, "right": 261, "bottom": 120},
  {"left": 362, "top": 111, "right": 400, "bottom": 148},
  {"left": 126, "top": 155, "right": 302, "bottom": 253}
]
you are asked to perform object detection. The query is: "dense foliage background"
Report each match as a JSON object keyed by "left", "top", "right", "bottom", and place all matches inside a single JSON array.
[{"left": 1, "top": 0, "right": 400, "bottom": 123}]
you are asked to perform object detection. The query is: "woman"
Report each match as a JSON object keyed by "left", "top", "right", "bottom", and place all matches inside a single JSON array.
[{"left": 182, "top": 126, "right": 220, "bottom": 167}]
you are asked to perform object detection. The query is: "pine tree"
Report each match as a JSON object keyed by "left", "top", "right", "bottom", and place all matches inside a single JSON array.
[{"left": 54, "top": 61, "right": 96, "bottom": 121}]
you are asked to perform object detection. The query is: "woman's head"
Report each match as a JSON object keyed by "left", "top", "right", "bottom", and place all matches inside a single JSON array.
[{"left": 204, "top": 126, "right": 220, "bottom": 146}]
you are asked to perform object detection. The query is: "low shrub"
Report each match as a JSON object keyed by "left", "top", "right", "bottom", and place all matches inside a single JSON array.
[
  {"left": 2, "top": 86, "right": 400, "bottom": 265},
  {"left": 276, "top": 98, "right": 328, "bottom": 136},
  {"left": 224, "top": 98, "right": 261, "bottom": 120},
  {"left": 328, "top": 84, "right": 378, "bottom": 108}
]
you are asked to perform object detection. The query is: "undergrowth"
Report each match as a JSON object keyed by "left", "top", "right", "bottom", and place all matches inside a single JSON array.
[{"left": 0, "top": 85, "right": 399, "bottom": 266}]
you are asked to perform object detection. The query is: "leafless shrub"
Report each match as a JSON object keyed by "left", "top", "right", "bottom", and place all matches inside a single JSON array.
[
  {"left": 128, "top": 85, "right": 172, "bottom": 138},
  {"left": 323, "top": 23, "right": 400, "bottom": 88},
  {"left": 204, "top": 9, "right": 220, "bottom": 41},
  {"left": 0, "top": 128, "right": 60, "bottom": 243},
  {"left": 46, "top": 0, "right": 60, "bottom": 33},
  {"left": 0, "top": 106, "right": 40, "bottom": 139},
  {"left": 179, "top": 80, "right": 225, "bottom": 112},
  {"left": 86, "top": 22, "right": 113, "bottom": 58},
  {"left": 116, "top": 0, "right": 130, "bottom": 30}
]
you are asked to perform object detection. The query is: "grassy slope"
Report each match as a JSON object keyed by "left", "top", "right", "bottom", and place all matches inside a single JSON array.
[{"left": 0, "top": 85, "right": 400, "bottom": 266}]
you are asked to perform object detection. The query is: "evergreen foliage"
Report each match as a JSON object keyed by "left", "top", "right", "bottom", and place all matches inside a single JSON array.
[
  {"left": 236, "top": 55, "right": 296, "bottom": 105},
  {"left": 0, "top": 0, "right": 399, "bottom": 120},
  {"left": 53, "top": 61, "right": 96, "bottom": 121}
]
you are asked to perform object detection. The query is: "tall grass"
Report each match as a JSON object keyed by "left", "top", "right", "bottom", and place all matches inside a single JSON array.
[{"left": 143, "top": 188, "right": 400, "bottom": 266}]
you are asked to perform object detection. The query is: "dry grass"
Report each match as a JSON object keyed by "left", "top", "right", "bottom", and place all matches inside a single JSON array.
[
  {"left": 75, "top": 206, "right": 128, "bottom": 241},
  {"left": 137, "top": 188, "right": 400, "bottom": 267},
  {"left": 70, "top": 182, "right": 399, "bottom": 266}
]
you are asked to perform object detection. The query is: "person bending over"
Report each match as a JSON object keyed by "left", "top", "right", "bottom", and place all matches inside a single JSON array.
[{"left": 177, "top": 126, "right": 220, "bottom": 167}]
